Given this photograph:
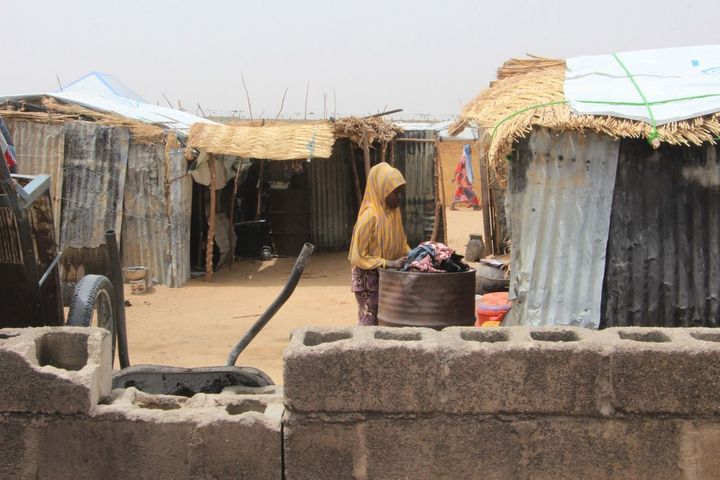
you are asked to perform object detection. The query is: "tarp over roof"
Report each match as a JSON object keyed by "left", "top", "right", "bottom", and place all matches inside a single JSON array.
[
  {"left": 1, "top": 72, "right": 214, "bottom": 136},
  {"left": 61, "top": 71, "right": 147, "bottom": 103},
  {"left": 454, "top": 46, "right": 720, "bottom": 164},
  {"left": 395, "top": 121, "right": 478, "bottom": 141}
]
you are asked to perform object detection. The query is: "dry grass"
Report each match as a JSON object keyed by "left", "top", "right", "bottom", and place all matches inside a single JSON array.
[
  {"left": 187, "top": 121, "right": 335, "bottom": 160},
  {"left": 333, "top": 116, "right": 402, "bottom": 145}
]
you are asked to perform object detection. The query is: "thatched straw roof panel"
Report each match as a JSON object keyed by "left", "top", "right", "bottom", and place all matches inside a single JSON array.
[{"left": 187, "top": 122, "right": 335, "bottom": 160}]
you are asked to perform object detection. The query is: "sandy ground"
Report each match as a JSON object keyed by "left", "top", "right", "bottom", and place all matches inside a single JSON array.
[{"left": 124, "top": 208, "right": 484, "bottom": 382}]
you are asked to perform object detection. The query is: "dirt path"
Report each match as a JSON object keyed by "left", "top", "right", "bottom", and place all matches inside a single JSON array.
[{"left": 124, "top": 208, "right": 484, "bottom": 383}]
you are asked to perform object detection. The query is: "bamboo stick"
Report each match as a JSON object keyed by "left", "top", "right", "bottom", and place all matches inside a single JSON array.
[
  {"left": 228, "top": 160, "right": 243, "bottom": 270},
  {"left": 361, "top": 137, "right": 371, "bottom": 177},
  {"left": 256, "top": 160, "right": 266, "bottom": 219},
  {"left": 431, "top": 148, "right": 441, "bottom": 242},
  {"left": 347, "top": 141, "right": 362, "bottom": 207},
  {"left": 206, "top": 154, "right": 217, "bottom": 281}
]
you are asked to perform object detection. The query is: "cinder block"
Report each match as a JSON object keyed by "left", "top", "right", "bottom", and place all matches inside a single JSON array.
[
  {"left": 442, "top": 327, "right": 609, "bottom": 415},
  {"left": 283, "top": 413, "right": 359, "bottom": 480},
  {"left": 608, "top": 327, "right": 720, "bottom": 415},
  {"left": 679, "top": 420, "right": 720, "bottom": 479},
  {"left": 524, "top": 418, "right": 682, "bottom": 480},
  {"left": 283, "top": 412, "right": 523, "bottom": 480},
  {"left": 284, "top": 327, "right": 442, "bottom": 413},
  {"left": 193, "top": 413, "right": 281, "bottom": 480},
  {"left": 0, "top": 415, "right": 36, "bottom": 480},
  {"left": 0, "top": 327, "right": 112, "bottom": 415},
  {"left": 35, "top": 417, "right": 195, "bottom": 480}
]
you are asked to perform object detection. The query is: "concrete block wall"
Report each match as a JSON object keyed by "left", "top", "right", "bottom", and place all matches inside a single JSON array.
[
  {"left": 0, "top": 327, "right": 283, "bottom": 480},
  {"left": 283, "top": 326, "right": 720, "bottom": 480}
]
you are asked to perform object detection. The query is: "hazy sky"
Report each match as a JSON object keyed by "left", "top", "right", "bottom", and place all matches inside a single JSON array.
[{"left": 4, "top": 0, "right": 720, "bottom": 120}]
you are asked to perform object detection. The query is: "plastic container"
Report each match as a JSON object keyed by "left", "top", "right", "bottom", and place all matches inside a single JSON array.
[{"left": 475, "top": 292, "right": 511, "bottom": 327}]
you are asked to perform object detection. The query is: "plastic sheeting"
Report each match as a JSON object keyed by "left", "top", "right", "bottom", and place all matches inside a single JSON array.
[
  {"left": 506, "top": 128, "right": 619, "bottom": 328},
  {"left": 565, "top": 44, "right": 720, "bottom": 125}
]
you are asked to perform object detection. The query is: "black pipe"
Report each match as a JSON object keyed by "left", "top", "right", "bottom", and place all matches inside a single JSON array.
[
  {"left": 105, "top": 230, "right": 130, "bottom": 368},
  {"left": 226, "top": 242, "right": 315, "bottom": 366}
]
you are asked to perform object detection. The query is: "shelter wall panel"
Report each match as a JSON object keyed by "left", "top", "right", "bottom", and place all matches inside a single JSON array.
[
  {"left": 6, "top": 120, "right": 65, "bottom": 239},
  {"left": 120, "top": 140, "right": 171, "bottom": 286},
  {"left": 394, "top": 131, "right": 437, "bottom": 247},
  {"left": 59, "top": 122, "right": 129, "bottom": 279},
  {"left": 167, "top": 147, "right": 192, "bottom": 287},
  {"left": 507, "top": 128, "right": 619, "bottom": 328},
  {"left": 602, "top": 141, "right": 720, "bottom": 327},
  {"left": 309, "top": 145, "right": 354, "bottom": 251}
]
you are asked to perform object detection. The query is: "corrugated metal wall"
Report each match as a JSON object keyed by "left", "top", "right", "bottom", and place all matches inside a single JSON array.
[
  {"left": 6, "top": 119, "right": 65, "bottom": 239},
  {"left": 506, "top": 128, "right": 619, "bottom": 328},
  {"left": 121, "top": 140, "right": 171, "bottom": 286},
  {"left": 309, "top": 140, "right": 354, "bottom": 250},
  {"left": 393, "top": 131, "right": 437, "bottom": 247},
  {"left": 602, "top": 141, "right": 720, "bottom": 327},
  {"left": 60, "top": 122, "right": 129, "bottom": 281},
  {"left": 167, "top": 145, "right": 192, "bottom": 287},
  {"left": 4, "top": 118, "right": 190, "bottom": 287}
]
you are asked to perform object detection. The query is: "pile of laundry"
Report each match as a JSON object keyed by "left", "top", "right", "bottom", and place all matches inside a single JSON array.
[{"left": 402, "top": 241, "right": 470, "bottom": 273}]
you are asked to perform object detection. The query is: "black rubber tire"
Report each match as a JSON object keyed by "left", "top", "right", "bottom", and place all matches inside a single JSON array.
[{"left": 67, "top": 274, "right": 116, "bottom": 362}]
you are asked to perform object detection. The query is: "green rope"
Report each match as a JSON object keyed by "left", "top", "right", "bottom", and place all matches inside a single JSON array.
[
  {"left": 491, "top": 100, "right": 569, "bottom": 139},
  {"left": 611, "top": 53, "right": 658, "bottom": 143}
]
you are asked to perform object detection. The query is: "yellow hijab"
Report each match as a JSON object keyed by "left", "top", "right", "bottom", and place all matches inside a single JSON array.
[{"left": 348, "top": 162, "right": 409, "bottom": 269}]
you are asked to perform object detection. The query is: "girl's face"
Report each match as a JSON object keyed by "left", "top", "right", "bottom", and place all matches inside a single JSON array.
[{"left": 385, "top": 184, "right": 405, "bottom": 209}]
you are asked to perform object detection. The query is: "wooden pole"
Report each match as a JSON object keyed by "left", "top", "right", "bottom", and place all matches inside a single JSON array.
[
  {"left": 390, "top": 140, "right": 395, "bottom": 166},
  {"left": 348, "top": 141, "right": 362, "bottom": 207},
  {"left": 206, "top": 154, "right": 217, "bottom": 281},
  {"left": 228, "top": 160, "right": 243, "bottom": 270},
  {"left": 256, "top": 160, "right": 266, "bottom": 219},
  {"left": 431, "top": 148, "right": 441, "bottom": 242},
  {"left": 478, "top": 150, "right": 493, "bottom": 256},
  {"left": 380, "top": 142, "right": 387, "bottom": 164},
  {"left": 438, "top": 148, "right": 449, "bottom": 244},
  {"left": 361, "top": 138, "right": 371, "bottom": 177}
]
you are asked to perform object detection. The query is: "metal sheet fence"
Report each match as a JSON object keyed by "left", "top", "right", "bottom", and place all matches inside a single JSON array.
[
  {"left": 309, "top": 142, "right": 354, "bottom": 251},
  {"left": 506, "top": 128, "right": 619, "bottom": 328},
  {"left": 601, "top": 140, "right": 720, "bottom": 327}
]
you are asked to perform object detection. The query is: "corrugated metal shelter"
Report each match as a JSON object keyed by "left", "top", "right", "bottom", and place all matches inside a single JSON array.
[
  {"left": 454, "top": 49, "right": 720, "bottom": 329},
  {"left": 1, "top": 77, "right": 208, "bottom": 287}
]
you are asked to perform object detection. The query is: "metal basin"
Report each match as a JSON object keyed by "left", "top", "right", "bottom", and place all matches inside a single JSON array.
[{"left": 378, "top": 269, "right": 476, "bottom": 329}]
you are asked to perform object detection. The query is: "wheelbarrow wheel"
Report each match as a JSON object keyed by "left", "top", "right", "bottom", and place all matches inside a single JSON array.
[{"left": 67, "top": 274, "right": 116, "bottom": 363}]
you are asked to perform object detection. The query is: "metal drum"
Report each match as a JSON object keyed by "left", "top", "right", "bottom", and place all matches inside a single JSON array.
[{"left": 378, "top": 269, "right": 476, "bottom": 329}]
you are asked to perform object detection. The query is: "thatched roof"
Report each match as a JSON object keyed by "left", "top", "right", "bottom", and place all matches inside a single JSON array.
[
  {"left": 187, "top": 121, "right": 335, "bottom": 160},
  {"left": 455, "top": 56, "right": 720, "bottom": 164}
]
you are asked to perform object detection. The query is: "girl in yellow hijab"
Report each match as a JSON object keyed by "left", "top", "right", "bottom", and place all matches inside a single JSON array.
[{"left": 348, "top": 162, "right": 410, "bottom": 325}]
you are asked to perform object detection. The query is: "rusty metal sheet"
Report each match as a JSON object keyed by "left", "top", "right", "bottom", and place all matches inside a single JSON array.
[
  {"left": 309, "top": 142, "right": 354, "bottom": 251},
  {"left": 59, "top": 122, "right": 129, "bottom": 279},
  {"left": 378, "top": 269, "right": 475, "bottom": 329},
  {"left": 602, "top": 140, "right": 720, "bottom": 327},
  {"left": 506, "top": 128, "right": 619, "bottom": 328},
  {"left": 120, "top": 140, "right": 171, "bottom": 286},
  {"left": 5, "top": 119, "right": 65, "bottom": 239}
]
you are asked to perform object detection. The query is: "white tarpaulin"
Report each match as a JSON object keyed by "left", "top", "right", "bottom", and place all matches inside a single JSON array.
[{"left": 565, "top": 45, "right": 720, "bottom": 125}]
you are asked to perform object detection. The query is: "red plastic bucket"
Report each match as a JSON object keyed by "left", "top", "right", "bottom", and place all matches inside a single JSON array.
[{"left": 475, "top": 292, "right": 511, "bottom": 327}]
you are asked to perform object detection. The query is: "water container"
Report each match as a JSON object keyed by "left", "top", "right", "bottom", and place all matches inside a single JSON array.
[{"left": 475, "top": 292, "right": 511, "bottom": 327}]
